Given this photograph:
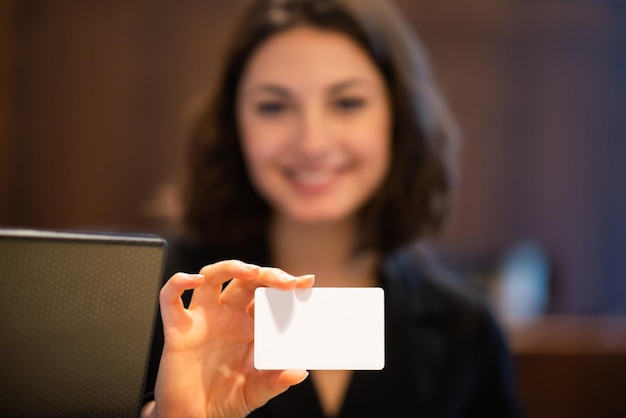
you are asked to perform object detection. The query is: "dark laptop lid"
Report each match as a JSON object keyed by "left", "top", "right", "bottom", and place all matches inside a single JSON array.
[{"left": 0, "top": 228, "right": 167, "bottom": 418}]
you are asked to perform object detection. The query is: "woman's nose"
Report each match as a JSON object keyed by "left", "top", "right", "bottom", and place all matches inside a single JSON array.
[{"left": 293, "top": 108, "right": 332, "bottom": 158}]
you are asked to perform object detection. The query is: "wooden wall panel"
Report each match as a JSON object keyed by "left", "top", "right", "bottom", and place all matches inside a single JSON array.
[
  {"left": 2, "top": 1, "right": 626, "bottom": 417},
  {"left": 399, "top": 0, "right": 626, "bottom": 314},
  {"left": 0, "top": 0, "right": 15, "bottom": 223},
  {"left": 1, "top": 0, "right": 625, "bottom": 314},
  {"left": 7, "top": 1, "right": 239, "bottom": 231}
]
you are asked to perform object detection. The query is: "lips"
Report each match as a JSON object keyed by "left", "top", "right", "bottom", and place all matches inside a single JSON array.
[
  {"left": 283, "top": 165, "right": 348, "bottom": 193},
  {"left": 290, "top": 169, "right": 334, "bottom": 185}
]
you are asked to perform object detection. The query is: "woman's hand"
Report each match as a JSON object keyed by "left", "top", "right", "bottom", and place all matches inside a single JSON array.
[{"left": 141, "top": 260, "right": 315, "bottom": 418}]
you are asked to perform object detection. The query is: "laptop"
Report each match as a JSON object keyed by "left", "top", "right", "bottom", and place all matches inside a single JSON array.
[{"left": 0, "top": 228, "right": 167, "bottom": 417}]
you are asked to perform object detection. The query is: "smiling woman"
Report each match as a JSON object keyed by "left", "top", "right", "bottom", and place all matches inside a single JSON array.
[
  {"left": 237, "top": 26, "right": 391, "bottom": 225},
  {"left": 2, "top": 0, "right": 623, "bottom": 414},
  {"left": 142, "top": 1, "right": 522, "bottom": 417},
  {"left": 183, "top": 0, "right": 458, "bottom": 258}
]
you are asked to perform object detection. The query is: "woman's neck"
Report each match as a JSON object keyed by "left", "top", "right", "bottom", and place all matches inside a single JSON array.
[{"left": 269, "top": 215, "right": 379, "bottom": 288}]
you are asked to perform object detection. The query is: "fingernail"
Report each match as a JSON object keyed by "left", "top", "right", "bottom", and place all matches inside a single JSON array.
[
  {"left": 294, "top": 370, "right": 309, "bottom": 384},
  {"left": 279, "top": 271, "right": 297, "bottom": 282}
]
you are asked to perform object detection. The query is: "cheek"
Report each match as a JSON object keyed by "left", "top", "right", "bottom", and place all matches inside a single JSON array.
[
  {"left": 240, "top": 138, "right": 276, "bottom": 205},
  {"left": 372, "top": 107, "right": 392, "bottom": 168},
  {"left": 240, "top": 111, "right": 298, "bottom": 166},
  {"left": 239, "top": 120, "right": 289, "bottom": 192},
  {"left": 363, "top": 119, "right": 392, "bottom": 190},
  {"left": 241, "top": 137, "right": 272, "bottom": 185},
  {"left": 348, "top": 111, "right": 392, "bottom": 173},
  {"left": 368, "top": 135, "right": 391, "bottom": 185},
  {"left": 239, "top": 113, "right": 271, "bottom": 170}
]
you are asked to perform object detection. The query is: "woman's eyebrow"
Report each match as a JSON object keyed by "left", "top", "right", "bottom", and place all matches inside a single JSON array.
[
  {"left": 244, "top": 84, "right": 291, "bottom": 98},
  {"left": 329, "top": 78, "right": 373, "bottom": 94}
]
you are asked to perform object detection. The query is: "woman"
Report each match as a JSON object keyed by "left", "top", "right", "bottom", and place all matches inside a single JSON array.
[{"left": 142, "top": 0, "right": 522, "bottom": 417}]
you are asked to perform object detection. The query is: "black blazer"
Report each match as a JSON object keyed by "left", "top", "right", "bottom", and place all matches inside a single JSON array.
[{"left": 145, "top": 239, "right": 523, "bottom": 418}]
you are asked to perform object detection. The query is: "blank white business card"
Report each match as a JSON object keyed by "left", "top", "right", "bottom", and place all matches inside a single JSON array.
[{"left": 254, "top": 287, "right": 385, "bottom": 370}]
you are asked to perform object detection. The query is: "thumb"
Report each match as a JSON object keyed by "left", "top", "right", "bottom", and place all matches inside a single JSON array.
[
  {"left": 159, "top": 272, "right": 205, "bottom": 327},
  {"left": 244, "top": 370, "right": 309, "bottom": 411}
]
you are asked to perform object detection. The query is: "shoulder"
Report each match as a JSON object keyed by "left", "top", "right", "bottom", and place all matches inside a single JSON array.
[
  {"left": 381, "top": 245, "right": 522, "bottom": 416},
  {"left": 381, "top": 243, "right": 512, "bottom": 368},
  {"left": 382, "top": 244, "right": 489, "bottom": 324}
]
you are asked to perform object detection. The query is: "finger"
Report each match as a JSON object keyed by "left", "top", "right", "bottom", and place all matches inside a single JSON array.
[
  {"left": 189, "top": 260, "right": 260, "bottom": 309},
  {"left": 219, "top": 267, "right": 295, "bottom": 310},
  {"left": 159, "top": 272, "right": 205, "bottom": 327},
  {"left": 244, "top": 274, "right": 315, "bottom": 317},
  {"left": 220, "top": 269, "right": 315, "bottom": 310},
  {"left": 244, "top": 369, "right": 309, "bottom": 412},
  {"left": 246, "top": 299, "right": 255, "bottom": 317},
  {"left": 294, "top": 274, "right": 316, "bottom": 288},
  {"left": 255, "top": 267, "right": 304, "bottom": 288}
]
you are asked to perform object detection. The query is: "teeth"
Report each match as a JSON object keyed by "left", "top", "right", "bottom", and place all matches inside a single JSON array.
[{"left": 291, "top": 170, "right": 333, "bottom": 185}]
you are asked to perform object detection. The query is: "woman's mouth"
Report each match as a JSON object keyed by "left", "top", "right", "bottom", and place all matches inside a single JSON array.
[{"left": 284, "top": 166, "right": 347, "bottom": 194}]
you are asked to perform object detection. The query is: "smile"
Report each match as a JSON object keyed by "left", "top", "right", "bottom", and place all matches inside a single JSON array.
[
  {"left": 284, "top": 165, "right": 349, "bottom": 193},
  {"left": 291, "top": 169, "right": 334, "bottom": 185}
]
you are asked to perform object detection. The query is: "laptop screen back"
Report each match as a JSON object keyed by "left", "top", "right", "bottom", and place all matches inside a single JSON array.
[{"left": 0, "top": 229, "right": 167, "bottom": 417}]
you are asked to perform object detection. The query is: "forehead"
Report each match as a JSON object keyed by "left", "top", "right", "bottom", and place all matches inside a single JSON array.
[{"left": 239, "top": 26, "right": 384, "bottom": 93}]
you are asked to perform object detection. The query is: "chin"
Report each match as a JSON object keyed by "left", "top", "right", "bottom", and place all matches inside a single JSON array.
[{"left": 285, "top": 206, "right": 355, "bottom": 225}]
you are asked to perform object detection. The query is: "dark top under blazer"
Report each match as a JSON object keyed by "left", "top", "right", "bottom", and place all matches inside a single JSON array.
[{"left": 144, "top": 238, "right": 523, "bottom": 418}]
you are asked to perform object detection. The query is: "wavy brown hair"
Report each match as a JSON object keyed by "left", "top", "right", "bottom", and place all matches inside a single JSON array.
[{"left": 183, "top": 0, "right": 459, "bottom": 258}]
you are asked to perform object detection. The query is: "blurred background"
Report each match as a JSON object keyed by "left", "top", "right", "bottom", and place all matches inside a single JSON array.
[{"left": 1, "top": 0, "right": 625, "bottom": 416}]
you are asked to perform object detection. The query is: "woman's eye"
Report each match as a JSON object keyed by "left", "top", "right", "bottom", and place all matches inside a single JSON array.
[
  {"left": 256, "top": 101, "right": 288, "bottom": 116},
  {"left": 334, "top": 97, "right": 366, "bottom": 112}
]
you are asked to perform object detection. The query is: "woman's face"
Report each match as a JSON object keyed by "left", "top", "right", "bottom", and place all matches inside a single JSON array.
[{"left": 237, "top": 26, "right": 391, "bottom": 225}]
